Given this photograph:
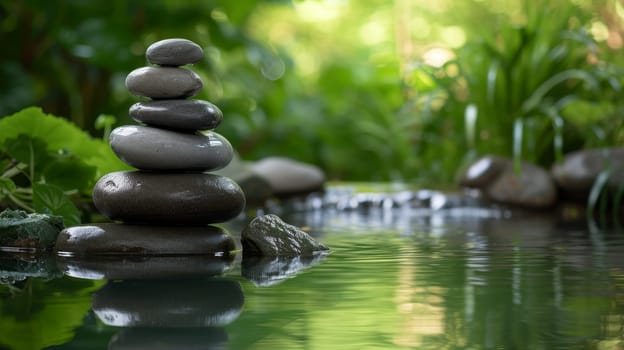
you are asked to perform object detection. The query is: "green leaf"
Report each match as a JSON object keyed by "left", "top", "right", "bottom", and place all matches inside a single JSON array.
[
  {"left": 0, "top": 177, "right": 17, "bottom": 198},
  {"left": 0, "top": 107, "right": 130, "bottom": 177},
  {"left": 4, "top": 135, "right": 55, "bottom": 180},
  {"left": 32, "top": 183, "right": 81, "bottom": 226},
  {"left": 42, "top": 153, "right": 97, "bottom": 193},
  {"left": 587, "top": 169, "right": 610, "bottom": 220}
]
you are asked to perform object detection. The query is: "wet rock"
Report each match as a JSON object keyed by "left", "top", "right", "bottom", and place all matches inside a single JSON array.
[
  {"left": 129, "top": 99, "right": 222, "bottom": 131},
  {"left": 0, "top": 209, "right": 64, "bottom": 250},
  {"left": 241, "top": 214, "right": 329, "bottom": 256},
  {"left": 242, "top": 253, "right": 328, "bottom": 287},
  {"left": 146, "top": 38, "right": 203, "bottom": 66},
  {"left": 109, "top": 125, "right": 233, "bottom": 171},
  {"left": 485, "top": 161, "right": 557, "bottom": 208},
  {"left": 250, "top": 157, "right": 325, "bottom": 197},
  {"left": 93, "top": 171, "right": 245, "bottom": 225},
  {"left": 55, "top": 223, "right": 236, "bottom": 256},
  {"left": 551, "top": 147, "right": 624, "bottom": 201},
  {"left": 125, "top": 66, "right": 202, "bottom": 99},
  {"left": 93, "top": 278, "right": 244, "bottom": 327},
  {"left": 459, "top": 156, "right": 508, "bottom": 188},
  {"left": 57, "top": 255, "right": 234, "bottom": 280}
]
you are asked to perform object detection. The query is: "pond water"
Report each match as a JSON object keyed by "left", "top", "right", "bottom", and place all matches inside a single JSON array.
[{"left": 1, "top": 190, "right": 624, "bottom": 349}]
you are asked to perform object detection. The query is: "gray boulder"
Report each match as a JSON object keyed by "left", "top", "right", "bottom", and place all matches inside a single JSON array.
[
  {"left": 250, "top": 157, "right": 325, "bottom": 197},
  {"left": 551, "top": 147, "right": 624, "bottom": 201},
  {"left": 242, "top": 214, "right": 329, "bottom": 256},
  {"left": 459, "top": 156, "right": 557, "bottom": 209}
]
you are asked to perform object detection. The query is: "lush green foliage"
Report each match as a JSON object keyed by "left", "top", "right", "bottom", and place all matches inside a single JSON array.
[
  {"left": 0, "top": 107, "right": 128, "bottom": 225},
  {"left": 1, "top": 0, "right": 623, "bottom": 185}
]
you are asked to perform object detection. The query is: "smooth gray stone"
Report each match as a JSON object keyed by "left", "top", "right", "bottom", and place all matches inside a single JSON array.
[
  {"left": 551, "top": 147, "right": 624, "bottom": 201},
  {"left": 485, "top": 161, "right": 557, "bottom": 209},
  {"left": 146, "top": 38, "right": 203, "bottom": 66},
  {"left": 250, "top": 157, "right": 325, "bottom": 197},
  {"left": 55, "top": 223, "right": 236, "bottom": 257},
  {"left": 213, "top": 152, "right": 273, "bottom": 206},
  {"left": 459, "top": 156, "right": 508, "bottom": 188},
  {"left": 126, "top": 66, "right": 202, "bottom": 99},
  {"left": 129, "top": 99, "right": 222, "bottom": 131},
  {"left": 93, "top": 172, "right": 246, "bottom": 225},
  {"left": 93, "top": 278, "right": 244, "bottom": 327},
  {"left": 109, "top": 125, "right": 233, "bottom": 171},
  {"left": 58, "top": 255, "right": 234, "bottom": 280},
  {"left": 242, "top": 214, "right": 329, "bottom": 257}
]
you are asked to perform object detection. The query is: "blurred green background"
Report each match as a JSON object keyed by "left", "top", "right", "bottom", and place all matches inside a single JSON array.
[{"left": 1, "top": 0, "right": 623, "bottom": 186}]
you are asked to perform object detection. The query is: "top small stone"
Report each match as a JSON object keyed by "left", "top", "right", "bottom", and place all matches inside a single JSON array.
[{"left": 146, "top": 38, "right": 203, "bottom": 66}]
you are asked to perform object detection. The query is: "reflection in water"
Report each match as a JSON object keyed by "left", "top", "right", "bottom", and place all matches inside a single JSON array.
[
  {"left": 2, "top": 193, "right": 624, "bottom": 349},
  {"left": 108, "top": 327, "right": 228, "bottom": 349},
  {"left": 57, "top": 254, "right": 235, "bottom": 280},
  {"left": 92, "top": 278, "right": 244, "bottom": 328},
  {"left": 242, "top": 253, "right": 328, "bottom": 287}
]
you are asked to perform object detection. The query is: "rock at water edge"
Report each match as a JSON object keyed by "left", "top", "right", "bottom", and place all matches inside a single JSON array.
[{"left": 242, "top": 214, "right": 329, "bottom": 257}]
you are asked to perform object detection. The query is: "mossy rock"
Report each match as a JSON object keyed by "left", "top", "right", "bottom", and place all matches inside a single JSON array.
[{"left": 0, "top": 209, "right": 64, "bottom": 250}]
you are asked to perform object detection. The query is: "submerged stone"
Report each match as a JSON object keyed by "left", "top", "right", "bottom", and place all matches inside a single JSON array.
[
  {"left": 92, "top": 278, "right": 244, "bottom": 327},
  {"left": 146, "top": 38, "right": 203, "bottom": 66},
  {"left": 109, "top": 125, "right": 233, "bottom": 171},
  {"left": 0, "top": 209, "right": 64, "bottom": 250},
  {"left": 129, "top": 99, "right": 223, "bottom": 131},
  {"left": 55, "top": 223, "right": 236, "bottom": 256},
  {"left": 241, "top": 214, "right": 329, "bottom": 257},
  {"left": 125, "top": 66, "right": 202, "bottom": 99},
  {"left": 93, "top": 172, "right": 245, "bottom": 225}
]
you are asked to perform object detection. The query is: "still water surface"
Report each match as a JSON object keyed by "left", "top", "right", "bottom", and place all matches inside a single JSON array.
[{"left": 1, "top": 203, "right": 623, "bottom": 349}]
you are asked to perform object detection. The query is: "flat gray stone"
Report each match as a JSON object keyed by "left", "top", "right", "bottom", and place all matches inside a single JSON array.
[
  {"left": 93, "top": 278, "right": 243, "bottom": 327},
  {"left": 242, "top": 214, "right": 329, "bottom": 257},
  {"left": 109, "top": 125, "right": 233, "bottom": 171},
  {"left": 146, "top": 38, "right": 203, "bottom": 66},
  {"left": 93, "top": 172, "right": 245, "bottom": 225},
  {"left": 250, "top": 157, "right": 325, "bottom": 197},
  {"left": 56, "top": 223, "right": 235, "bottom": 257},
  {"left": 129, "top": 99, "right": 222, "bottom": 131},
  {"left": 126, "top": 66, "right": 202, "bottom": 99},
  {"left": 58, "top": 255, "right": 234, "bottom": 280}
]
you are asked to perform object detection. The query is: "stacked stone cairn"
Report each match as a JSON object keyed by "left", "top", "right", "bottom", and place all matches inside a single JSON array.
[{"left": 56, "top": 38, "right": 245, "bottom": 256}]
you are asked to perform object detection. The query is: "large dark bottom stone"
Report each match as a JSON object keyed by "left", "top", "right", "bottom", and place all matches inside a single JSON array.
[
  {"left": 55, "top": 223, "right": 236, "bottom": 256},
  {"left": 93, "top": 171, "right": 246, "bottom": 225},
  {"left": 92, "top": 278, "right": 244, "bottom": 327}
]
